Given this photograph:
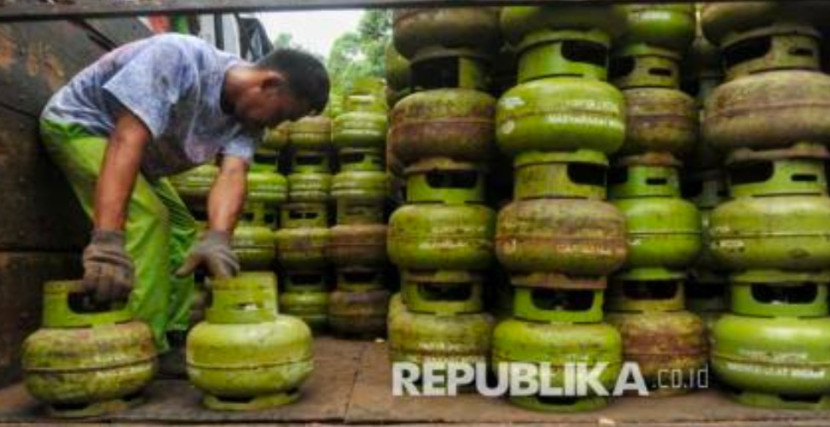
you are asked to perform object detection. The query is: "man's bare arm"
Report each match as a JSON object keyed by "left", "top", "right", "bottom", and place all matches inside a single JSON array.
[
  {"left": 94, "top": 110, "right": 151, "bottom": 230},
  {"left": 207, "top": 155, "right": 248, "bottom": 232}
]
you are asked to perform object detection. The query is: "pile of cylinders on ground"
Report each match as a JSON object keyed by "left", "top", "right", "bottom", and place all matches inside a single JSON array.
[
  {"left": 386, "top": 7, "right": 499, "bottom": 381},
  {"left": 604, "top": 4, "right": 707, "bottom": 397},
  {"left": 327, "top": 77, "right": 391, "bottom": 338},
  {"left": 701, "top": 2, "right": 830, "bottom": 410},
  {"left": 491, "top": 6, "right": 629, "bottom": 411},
  {"left": 275, "top": 115, "right": 333, "bottom": 331}
]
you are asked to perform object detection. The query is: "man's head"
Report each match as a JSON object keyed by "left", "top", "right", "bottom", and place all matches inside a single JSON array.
[{"left": 225, "top": 48, "right": 329, "bottom": 128}]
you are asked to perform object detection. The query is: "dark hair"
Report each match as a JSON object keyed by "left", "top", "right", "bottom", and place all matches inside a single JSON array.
[{"left": 257, "top": 48, "right": 329, "bottom": 114}]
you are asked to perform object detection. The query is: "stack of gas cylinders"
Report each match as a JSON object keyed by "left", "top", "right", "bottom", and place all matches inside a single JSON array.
[
  {"left": 491, "top": 5, "right": 629, "bottom": 411},
  {"left": 386, "top": 7, "right": 499, "bottom": 382},
  {"left": 328, "top": 77, "right": 391, "bottom": 338},
  {"left": 275, "top": 115, "right": 333, "bottom": 331},
  {"left": 604, "top": 4, "right": 707, "bottom": 398},
  {"left": 701, "top": 2, "right": 830, "bottom": 410}
]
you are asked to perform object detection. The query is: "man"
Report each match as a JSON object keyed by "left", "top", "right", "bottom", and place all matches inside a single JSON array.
[{"left": 40, "top": 33, "right": 329, "bottom": 353}]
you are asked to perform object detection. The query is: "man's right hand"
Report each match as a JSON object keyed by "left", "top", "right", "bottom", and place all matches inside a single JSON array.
[
  {"left": 175, "top": 230, "right": 239, "bottom": 279},
  {"left": 82, "top": 229, "right": 134, "bottom": 303}
]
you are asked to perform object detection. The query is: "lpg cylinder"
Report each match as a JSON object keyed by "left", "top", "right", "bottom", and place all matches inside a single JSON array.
[
  {"left": 274, "top": 204, "right": 330, "bottom": 270},
  {"left": 611, "top": 45, "right": 698, "bottom": 159},
  {"left": 287, "top": 171, "right": 332, "bottom": 204},
  {"left": 385, "top": 42, "right": 411, "bottom": 92},
  {"left": 22, "top": 281, "right": 156, "bottom": 418},
  {"left": 610, "top": 154, "right": 702, "bottom": 281},
  {"left": 288, "top": 115, "right": 332, "bottom": 153},
  {"left": 170, "top": 164, "right": 219, "bottom": 214},
  {"left": 496, "top": 57, "right": 625, "bottom": 156},
  {"left": 390, "top": 88, "right": 496, "bottom": 165},
  {"left": 187, "top": 273, "right": 313, "bottom": 410},
  {"left": 261, "top": 121, "right": 291, "bottom": 158},
  {"left": 388, "top": 294, "right": 495, "bottom": 376},
  {"left": 392, "top": 8, "right": 501, "bottom": 60},
  {"left": 496, "top": 198, "right": 627, "bottom": 283},
  {"left": 700, "top": 2, "right": 818, "bottom": 53},
  {"left": 511, "top": 149, "right": 608, "bottom": 200},
  {"left": 232, "top": 220, "right": 276, "bottom": 270},
  {"left": 279, "top": 271, "right": 329, "bottom": 331},
  {"left": 328, "top": 288, "right": 390, "bottom": 338},
  {"left": 619, "top": 4, "right": 696, "bottom": 53},
  {"left": 605, "top": 280, "right": 707, "bottom": 396},
  {"left": 328, "top": 223, "right": 387, "bottom": 268},
  {"left": 702, "top": 16, "right": 830, "bottom": 151},
  {"left": 332, "top": 151, "right": 387, "bottom": 224},
  {"left": 492, "top": 287, "right": 622, "bottom": 412},
  {"left": 401, "top": 270, "right": 484, "bottom": 315},
  {"left": 246, "top": 163, "right": 288, "bottom": 217},
  {"left": 711, "top": 280, "right": 830, "bottom": 409},
  {"left": 333, "top": 95, "right": 388, "bottom": 151},
  {"left": 709, "top": 145, "right": 830, "bottom": 283},
  {"left": 388, "top": 159, "right": 495, "bottom": 272},
  {"left": 500, "top": 6, "right": 626, "bottom": 50}
]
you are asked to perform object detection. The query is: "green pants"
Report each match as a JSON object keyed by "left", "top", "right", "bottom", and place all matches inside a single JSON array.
[{"left": 40, "top": 120, "right": 197, "bottom": 352}]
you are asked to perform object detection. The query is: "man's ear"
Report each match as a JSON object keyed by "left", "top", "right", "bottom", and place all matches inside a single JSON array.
[{"left": 261, "top": 70, "right": 287, "bottom": 93}]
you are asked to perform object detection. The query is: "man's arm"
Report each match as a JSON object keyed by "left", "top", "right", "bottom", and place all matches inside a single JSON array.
[
  {"left": 95, "top": 110, "right": 151, "bottom": 230},
  {"left": 207, "top": 155, "right": 249, "bottom": 232},
  {"left": 175, "top": 155, "right": 247, "bottom": 279},
  {"left": 81, "top": 109, "right": 148, "bottom": 302}
]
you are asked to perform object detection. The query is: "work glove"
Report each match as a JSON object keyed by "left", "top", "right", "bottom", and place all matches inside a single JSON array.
[
  {"left": 175, "top": 230, "right": 239, "bottom": 279},
  {"left": 82, "top": 229, "right": 134, "bottom": 303}
]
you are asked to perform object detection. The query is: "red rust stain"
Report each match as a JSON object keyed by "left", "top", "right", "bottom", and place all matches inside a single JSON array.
[
  {"left": 43, "top": 48, "right": 66, "bottom": 91},
  {"left": 25, "top": 43, "right": 39, "bottom": 77},
  {"left": 0, "top": 27, "right": 16, "bottom": 69}
]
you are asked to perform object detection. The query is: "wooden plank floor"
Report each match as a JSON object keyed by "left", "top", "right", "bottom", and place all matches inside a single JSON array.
[{"left": 2, "top": 336, "right": 830, "bottom": 425}]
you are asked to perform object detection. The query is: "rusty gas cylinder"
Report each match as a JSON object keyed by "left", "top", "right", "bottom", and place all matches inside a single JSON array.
[
  {"left": 605, "top": 280, "right": 707, "bottom": 396},
  {"left": 23, "top": 281, "right": 156, "bottom": 418},
  {"left": 611, "top": 45, "right": 698, "bottom": 160},
  {"left": 389, "top": 88, "right": 496, "bottom": 165},
  {"left": 702, "top": 15, "right": 830, "bottom": 151},
  {"left": 496, "top": 198, "right": 627, "bottom": 284},
  {"left": 328, "top": 288, "right": 390, "bottom": 338},
  {"left": 274, "top": 203, "right": 330, "bottom": 271},
  {"left": 393, "top": 8, "right": 501, "bottom": 60}
]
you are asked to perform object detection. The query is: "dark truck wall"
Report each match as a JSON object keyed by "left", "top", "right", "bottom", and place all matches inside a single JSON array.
[{"left": 0, "top": 18, "right": 151, "bottom": 385}]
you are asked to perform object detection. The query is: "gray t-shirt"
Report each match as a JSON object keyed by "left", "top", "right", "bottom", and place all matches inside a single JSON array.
[{"left": 42, "top": 33, "right": 259, "bottom": 179}]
